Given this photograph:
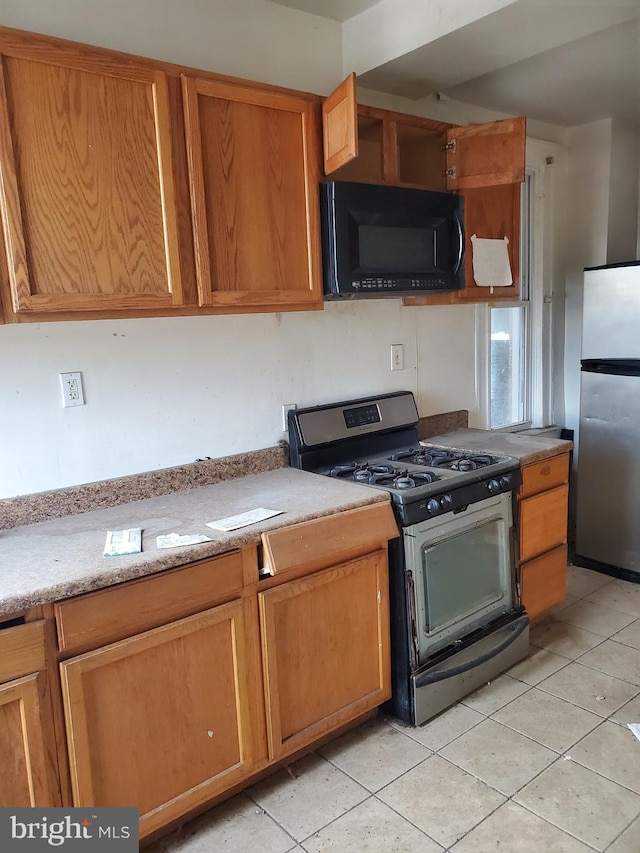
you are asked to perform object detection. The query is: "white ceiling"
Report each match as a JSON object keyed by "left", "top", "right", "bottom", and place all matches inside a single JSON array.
[
  {"left": 269, "top": 0, "right": 640, "bottom": 128},
  {"left": 269, "top": 0, "right": 383, "bottom": 21}
]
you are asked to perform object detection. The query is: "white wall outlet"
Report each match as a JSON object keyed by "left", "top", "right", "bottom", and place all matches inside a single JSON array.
[
  {"left": 390, "top": 344, "right": 405, "bottom": 371},
  {"left": 60, "top": 372, "right": 85, "bottom": 407},
  {"left": 282, "top": 403, "right": 297, "bottom": 431}
]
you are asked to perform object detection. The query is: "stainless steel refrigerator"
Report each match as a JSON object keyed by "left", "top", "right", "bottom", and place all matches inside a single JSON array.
[{"left": 575, "top": 261, "right": 640, "bottom": 581}]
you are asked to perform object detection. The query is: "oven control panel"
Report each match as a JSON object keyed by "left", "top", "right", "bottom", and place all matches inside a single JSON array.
[
  {"left": 395, "top": 471, "right": 520, "bottom": 527},
  {"left": 344, "top": 404, "right": 381, "bottom": 429}
]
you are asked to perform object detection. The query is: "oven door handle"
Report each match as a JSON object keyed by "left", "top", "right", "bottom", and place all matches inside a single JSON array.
[{"left": 413, "top": 616, "right": 529, "bottom": 687}]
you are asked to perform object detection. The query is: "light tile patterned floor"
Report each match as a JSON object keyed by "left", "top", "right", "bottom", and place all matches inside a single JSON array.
[{"left": 148, "top": 566, "right": 640, "bottom": 852}]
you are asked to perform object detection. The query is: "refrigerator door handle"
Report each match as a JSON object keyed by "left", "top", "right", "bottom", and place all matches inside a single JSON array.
[{"left": 581, "top": 358, "right": 640, "bottom": 376}]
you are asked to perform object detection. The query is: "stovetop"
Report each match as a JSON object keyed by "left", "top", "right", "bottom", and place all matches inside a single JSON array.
[
  {"left": 287, "top": 391, "right": 522, "bottom": 525},
  {"left": 320, "top": 445, "right": 519, "bottom": 502}
]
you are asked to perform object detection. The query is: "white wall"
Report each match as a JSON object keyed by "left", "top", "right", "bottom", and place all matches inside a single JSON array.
[
  {"left": 607, "top": 120, "right": 640, "bottom": 265},
  {"left": 563, "top": 118, "right": 640, "bottom": 447},
  {"left": 0, "top": 303, "right": 478, "bottom": 497},
  {"left": 0, "top": 0, "right": 485, "bottom": 498},
  {"left": 0, "top": 0, "right": 343, "bottom": 94},
  {"left": 562, "top": 119, "right": 613, "bottom": 449}
]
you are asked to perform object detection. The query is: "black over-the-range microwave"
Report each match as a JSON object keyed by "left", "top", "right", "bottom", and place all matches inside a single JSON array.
[{"left": 320, "top": 180, "right": 465, "bottom": 299}]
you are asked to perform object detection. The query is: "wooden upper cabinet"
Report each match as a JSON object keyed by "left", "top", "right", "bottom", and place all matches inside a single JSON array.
[
  {"left": 322, "top": 72, "right": 358, "bottom": 175},
  {"left": 0, "top": 34, "right": 183, "bottom": 314},
  {"left": 181, "top": 75, "right": 323, "bottom": 311},
  {"left": 322, "top": 75, "right": 525, "bottom": 194},
  {"left": 445, "top": 117, "right": 525, "bottom": 191}
]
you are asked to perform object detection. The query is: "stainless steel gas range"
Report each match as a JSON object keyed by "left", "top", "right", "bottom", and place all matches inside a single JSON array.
[{"left": 288, "top": 391, "right": 529, "bottom": 726}]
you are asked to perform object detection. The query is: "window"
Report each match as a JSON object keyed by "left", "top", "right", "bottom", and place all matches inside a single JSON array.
[
  {"left": 490, "top": 304, "right": 528, "bottom": 428},
  {"left": 479, "top": 155, "right": 555, "bottom": 431}
]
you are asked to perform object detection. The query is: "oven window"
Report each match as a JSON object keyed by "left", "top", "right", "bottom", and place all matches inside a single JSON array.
[{"left": 420, "top": 517, "right": 510, "bottom": 639}]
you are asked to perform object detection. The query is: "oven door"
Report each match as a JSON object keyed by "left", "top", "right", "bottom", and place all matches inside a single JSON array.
[{"left": 403, "top": 492, "right": 516, "bottom": 665}]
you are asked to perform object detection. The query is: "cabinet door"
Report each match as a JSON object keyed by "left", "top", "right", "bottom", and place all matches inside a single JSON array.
[
  {"left": 0, "top": 673, "right": 54, "bottom": 807},
  {"left": 521, "top": 545, "right": 568, "bottom": 622},
  {"left": 457, "top": 181, "right": 521, "bottom": 301},
  {"left": 181, "top": 75, "right": 323, "bottom": 311},
  {"left": 323, "top": 72, "right": 358, "bottom": 175},
  {"left": 519, "top": 484, "right": 569, "bottom": 563},
  {"left": 0, "top": 36, "right": 183, "bottom": 314},
  {"left": 445, "top": 117, "right": 525, "bottom": 191},
  {"left": 60, "top": 600, "right": 266, "bottom": 838},
  {"left": 259, "top": 549, "right": 390, "bottom": 760}
]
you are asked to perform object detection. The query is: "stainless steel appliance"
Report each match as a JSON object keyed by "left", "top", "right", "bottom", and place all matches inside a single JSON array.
[
  {"left": 320, "top": 181, "right": 464, "bottom": 299},
  {"left": 575, "top": 260, "right": 640, "bottom": 582},
  {"left": 288, "top": 391, "right": 529, "bottom": 725}
]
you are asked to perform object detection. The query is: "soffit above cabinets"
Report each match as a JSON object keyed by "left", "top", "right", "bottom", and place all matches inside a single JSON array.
[{"left": 268, "top": 0, "right": 640, "bottom": 128}]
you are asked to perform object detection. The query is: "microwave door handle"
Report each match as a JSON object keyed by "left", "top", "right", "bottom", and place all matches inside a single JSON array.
[{"left": 453, "top": 210, "right": 464, "bottom": 276}]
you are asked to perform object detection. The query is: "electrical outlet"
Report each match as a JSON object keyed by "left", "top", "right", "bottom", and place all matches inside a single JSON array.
[
  {"left": 282, "top": 403, "right": 297, "bottom": 431},
  {"left": 60, "top": 372, "right": 85, "bottom": 407},
  {"left": 390, "top": 344, "right": 405, "bottom": 371}
]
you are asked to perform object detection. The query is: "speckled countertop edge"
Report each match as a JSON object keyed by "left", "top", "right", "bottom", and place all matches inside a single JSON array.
[
  {"left": 1, "top": 419, "right": 571, "bottom": 618},
  {"left": 0, "top": 413, "right": 470, "bottom": 531},
  {"left": 0, "top": 468, "right": 391, "bottom": 618},
  {"left": 417, "top": 410, "right": 468, "bottom": 441},
  {"left": 0, "top": 445, "right": 288, "bottom": 531},
  {"left": 421, "top": 428, "right": 573, "bottom": 464}
]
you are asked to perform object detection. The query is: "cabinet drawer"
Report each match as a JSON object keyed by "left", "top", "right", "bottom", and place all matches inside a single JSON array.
[
  {"left": 521, "top": 545, "right": 568, "bottom": 621},
  {"left": 0, "top": 621, "right": 45, "bottom": 683},
  {"left": 519, "top": 484, "right": 569, "bottom": 563},
  {"left": 261, "top": 502, "right": 398, "bottom": 582},
  {"left": 519, "top": 453, "right": 569, "bottom": 499},
  {"left": 56, "top": 551, "right": 244, "bottom": 656}
]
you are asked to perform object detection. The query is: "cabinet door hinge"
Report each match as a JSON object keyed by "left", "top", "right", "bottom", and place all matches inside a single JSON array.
[
  {"left": 443, "top": 140, "right": 456, "bottom": 152},
  {"left": 444, "top": 167, "right": 456, "bottom": 178}
]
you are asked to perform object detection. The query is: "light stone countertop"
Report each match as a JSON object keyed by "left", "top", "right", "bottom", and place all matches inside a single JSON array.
[
  {"left": 421, "top": 428, "right": 573, "bottom": 464},
  {"left": 0, "top": 468, "right": 390, "bottom": 618}
]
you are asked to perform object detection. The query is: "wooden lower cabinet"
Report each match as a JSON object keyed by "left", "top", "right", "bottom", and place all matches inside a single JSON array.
[
  {"left": 259, "top": 548, "right": 391, "bottom": 760},
  {"left": 0, "top": 618, "right": 61, "bottom": 808},
  {"left": 0, "top": 673, "right": 55, "bottom": 807},
  {"left": 518, "top": 453, "right": 570, "bottom": 621},
  {"left": 519, "top": 484, "right": 569, "bottom": 564},
  {"left": 60, "top": 598, "right": 266, "bottom": 838},
  {"left": 15, "top": 504, "right": 396, "bottom": 840},
  {"left": 520, "top": 546, "right": 567, "bottom": 623}
]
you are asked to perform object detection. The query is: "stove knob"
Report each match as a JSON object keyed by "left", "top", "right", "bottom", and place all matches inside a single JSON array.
[
  {"left": 487, "top": 479, "right": 501, "bottom": 494},
  {"left": 499, "top": 475, "right": 512, "bottom": 489},
  {"left": 426, "top": 499, "right": 441, "bottom": 515},
  {"left": 440, "top": 494, "right": 453, "bottom": 510}
]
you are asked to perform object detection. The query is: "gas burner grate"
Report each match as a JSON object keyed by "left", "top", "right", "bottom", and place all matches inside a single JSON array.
[
  {"left": 371, "top": 470, "right": 439, "bottom": 489},
  {"left": 449, "top": 454, "right": 495, "bottom": 471},
  {"left": 390, "top": 448, "right": 452, "bottom": 467},
  {"left": 390, "top": 447, "right": 498, "bottom": 471},
  {"left": 330, "top": 462, "right": 396, "bottom": 480}
]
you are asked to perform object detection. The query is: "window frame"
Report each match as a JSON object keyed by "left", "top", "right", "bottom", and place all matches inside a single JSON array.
[{"left": 476, "top": 147, "right": 557, "bottom": 432}]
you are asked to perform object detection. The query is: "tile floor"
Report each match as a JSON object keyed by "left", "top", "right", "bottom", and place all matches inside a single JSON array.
[{"left": 148, "top": 565, "right": 640, "bottom": 852}]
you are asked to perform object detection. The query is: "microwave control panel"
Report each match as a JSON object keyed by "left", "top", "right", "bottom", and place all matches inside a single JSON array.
[{"left": 352, "top": 277, "right": 449, "bottom": 292}]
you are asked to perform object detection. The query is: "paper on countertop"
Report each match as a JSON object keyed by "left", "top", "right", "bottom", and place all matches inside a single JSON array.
[
  {"left": 103, "top": 527, "right": 142, "bottom": 557},
  {"left": 471, "top": 234, "right": 512, "bottom": 288},
  {"left": 156, "top": 533, "right": 213, "bottom": 549},
  {"left": 206, "top": 507, "right": 284, "bottom": 532},
  {"left": 628, "top": 723, "right": 640, "bottom": 742}
]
